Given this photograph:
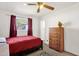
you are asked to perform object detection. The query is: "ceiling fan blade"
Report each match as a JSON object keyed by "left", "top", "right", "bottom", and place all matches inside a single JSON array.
[
  {"left": 43, "top": 4, "right": 54, "bottom": 10},
  {"left": 27, "top": 3, "right": 36, "bottom": 5},
  {"left": 37, "top": 2, "right": 42, "bottom": 13},
  {"left": 37, "top": 7, "right": 40, "bottom": 13}
]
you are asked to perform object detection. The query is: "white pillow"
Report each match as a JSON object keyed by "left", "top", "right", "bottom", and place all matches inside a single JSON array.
[{"left": 0, "top": 37, "right": 6, "bottom": 43}]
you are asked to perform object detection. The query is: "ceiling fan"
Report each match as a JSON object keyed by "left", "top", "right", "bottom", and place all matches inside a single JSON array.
[{"left": 27, "top": 2, "right": 54, "bottom": 13}]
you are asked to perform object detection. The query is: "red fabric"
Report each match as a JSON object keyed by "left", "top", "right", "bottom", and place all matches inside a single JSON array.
[
  {"left": 6, "top": 36, "right": 42, "bottom": 54},
  {"left": 28, "top": 18, "right": 33, "bottom": 36},
  {"left": 9, "top": 15, "right": 17, "bottom": 37}
]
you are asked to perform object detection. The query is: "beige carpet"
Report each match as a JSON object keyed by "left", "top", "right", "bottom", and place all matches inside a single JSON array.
[{"left": 27, "top": 43, "right": 75, "bottom": 56}]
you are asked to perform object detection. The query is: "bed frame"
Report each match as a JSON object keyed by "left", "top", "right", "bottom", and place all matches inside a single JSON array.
[{"left": 10, "top": 43, "right": 43, "bottom": 56}]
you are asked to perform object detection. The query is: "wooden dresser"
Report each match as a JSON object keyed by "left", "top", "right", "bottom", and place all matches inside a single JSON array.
[{"left": 49, "top": 27, "right": 64, "bottom": 52}]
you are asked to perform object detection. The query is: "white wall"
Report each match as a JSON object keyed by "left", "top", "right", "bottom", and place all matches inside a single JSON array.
[
  {"left": 0, "top": 12, "right": 10, "bottom": 37},
  {"left": 40, "top": 3, "right": 79, "bottom": 55}
]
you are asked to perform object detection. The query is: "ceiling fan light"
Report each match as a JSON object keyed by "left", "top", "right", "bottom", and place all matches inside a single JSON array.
[{"left": 40, "top": 4, "right": 44, "bottom": 9}]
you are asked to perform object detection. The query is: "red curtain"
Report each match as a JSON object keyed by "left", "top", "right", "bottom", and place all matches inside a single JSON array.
[
  {"left": 28, "top": 18, "right": 33, "bottom": 36},
  {"left": 9, "top": 15, "right": 17, "bottom": 37}
]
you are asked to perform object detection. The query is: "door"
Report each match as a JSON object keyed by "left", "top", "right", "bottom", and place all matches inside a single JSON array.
[{"left": 40, "top": 20, "right": 46, "bottom": 42}]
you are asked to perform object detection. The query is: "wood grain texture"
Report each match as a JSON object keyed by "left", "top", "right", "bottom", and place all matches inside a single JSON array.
[{"left": 49, "top": 27, "right": 64, "bottom": 52}]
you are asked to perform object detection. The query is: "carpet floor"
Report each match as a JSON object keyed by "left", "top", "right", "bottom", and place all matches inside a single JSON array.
[{"left": 26, "top": 43, "right": 75, "bottom": 56}]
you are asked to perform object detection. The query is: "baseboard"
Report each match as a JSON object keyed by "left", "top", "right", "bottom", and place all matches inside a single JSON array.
[{"left": 64, "top": 51, "right": 78, "bottom": 56}]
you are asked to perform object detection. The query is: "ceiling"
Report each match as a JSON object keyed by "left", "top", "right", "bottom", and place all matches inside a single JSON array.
[{"left": 0, "top": 2, "right": 78, "bottom": 17}]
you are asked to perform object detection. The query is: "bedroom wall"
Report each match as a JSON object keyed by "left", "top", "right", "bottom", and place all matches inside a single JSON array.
[
  {"left": 0, "top": 11, "right": 10, "bottom": 37},
  {"left": 0, "top": 10, "right": 40, "bottom": 38},
  {"left": 40, "top": 3, "right": 79, "bottom": 55}
]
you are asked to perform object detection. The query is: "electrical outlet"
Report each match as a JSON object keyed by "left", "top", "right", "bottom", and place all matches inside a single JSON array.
[{"left": 47, "top": 40, "right": 48, "bottom": 42}]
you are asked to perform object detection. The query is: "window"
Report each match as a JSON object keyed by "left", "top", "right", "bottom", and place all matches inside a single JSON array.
[
  {"left": 16, "top": 17, "right": 28, "bottom": 36},
  {"left": 16, "top": 18, "right": 28, "bottom": 31}
]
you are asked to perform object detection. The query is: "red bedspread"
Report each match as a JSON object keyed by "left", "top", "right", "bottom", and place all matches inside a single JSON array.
[{"left": 6, "top": 36, "right": 42, "bottom": 54}]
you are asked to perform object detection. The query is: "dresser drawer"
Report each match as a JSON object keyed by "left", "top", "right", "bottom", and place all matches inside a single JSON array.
[{"left": 49, "top": 27, "right": 64, "bottom": 52}]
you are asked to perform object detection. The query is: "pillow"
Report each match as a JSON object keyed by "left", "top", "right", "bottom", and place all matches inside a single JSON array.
[{"left": 0, "top": 37, "right": 6, "bottom": 43}]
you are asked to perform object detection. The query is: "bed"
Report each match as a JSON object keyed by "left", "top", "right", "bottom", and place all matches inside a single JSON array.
[{"left": 6, "top": 36, "right": 43, "bottom": 55}]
